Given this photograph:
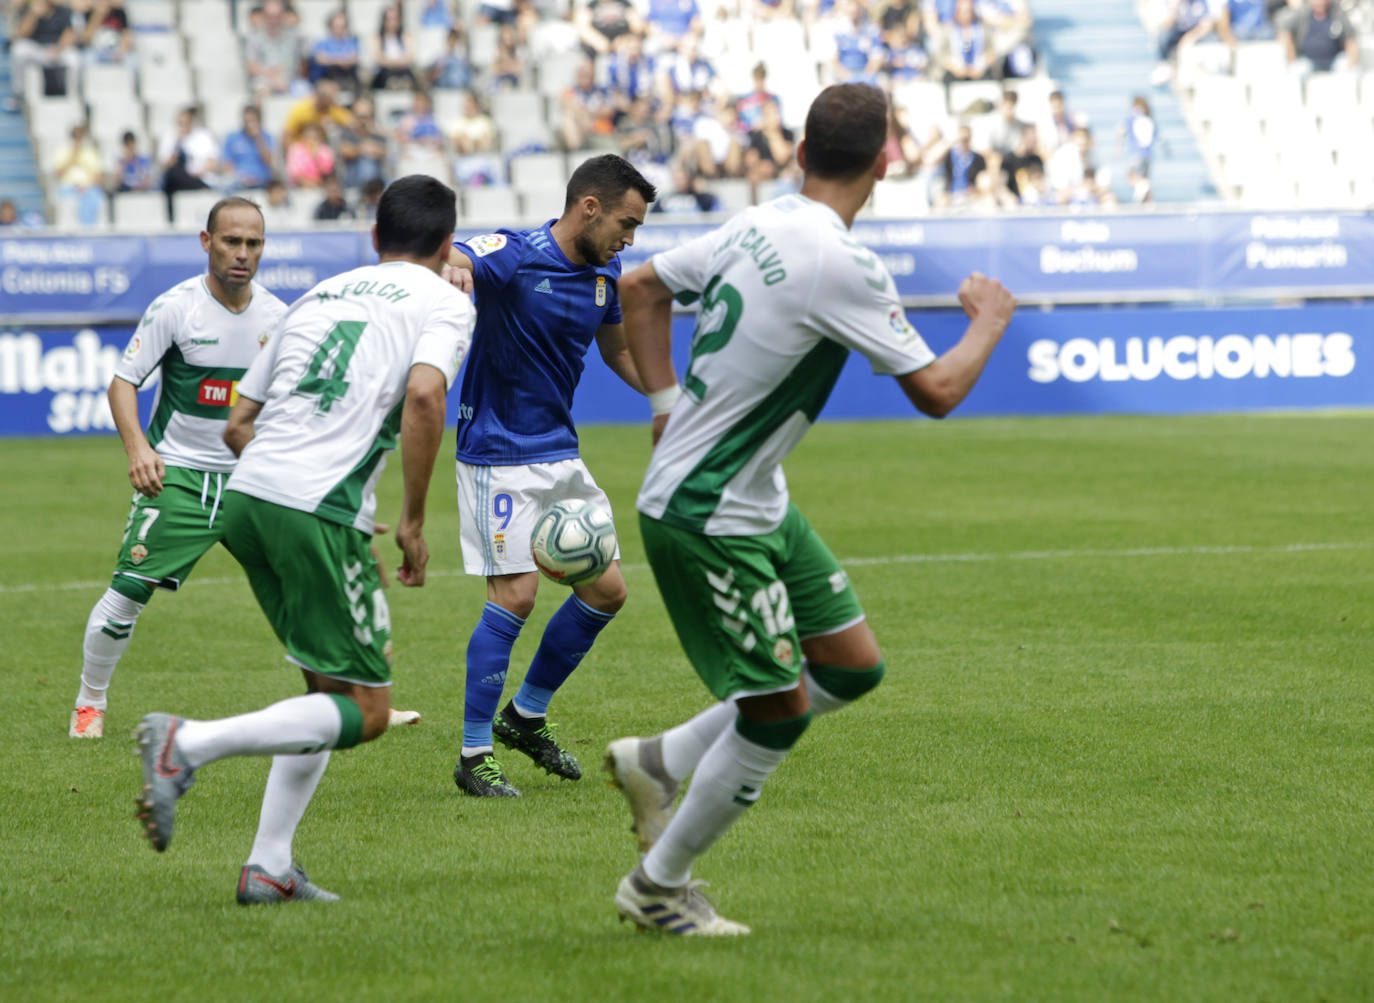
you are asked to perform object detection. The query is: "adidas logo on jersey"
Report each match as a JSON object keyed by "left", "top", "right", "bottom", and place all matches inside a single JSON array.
[{"left": 534, "top": 279, "right": 553, "bottom": 294}]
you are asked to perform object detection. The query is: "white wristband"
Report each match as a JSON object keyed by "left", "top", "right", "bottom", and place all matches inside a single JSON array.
[{"left": 648, "top": 384, "right": 682, "bottom": 417}]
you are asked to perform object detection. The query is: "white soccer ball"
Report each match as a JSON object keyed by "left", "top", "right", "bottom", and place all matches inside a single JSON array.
[{"left": 530, "top": 499, "right": 618, "bottom": 586}]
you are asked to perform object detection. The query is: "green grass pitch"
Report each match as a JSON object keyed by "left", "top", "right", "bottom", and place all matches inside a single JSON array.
[{"left": 1, "top": 413, "right": 1370, "bottom": 1001}]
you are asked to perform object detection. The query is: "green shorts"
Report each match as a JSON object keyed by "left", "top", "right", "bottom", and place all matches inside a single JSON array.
[
  {"left": 222, "top": 491, "right": 392, "bottom": 687},
  {"left": 640, "top": 505, "right": 864, "bottom": 700},
  {"left": 112, "top": 466, "right": 234, "bottom": 603}
]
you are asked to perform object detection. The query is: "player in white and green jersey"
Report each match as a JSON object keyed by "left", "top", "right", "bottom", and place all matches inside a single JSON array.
[
  {"left": 69, "top": 197, "right": 286, "bottom": 740},
  {"left": 131, "top": 176, "right": 475, "bottom": 904},
  {"left": 606, "top": 84, "right": 1017, "bottom": 935}
]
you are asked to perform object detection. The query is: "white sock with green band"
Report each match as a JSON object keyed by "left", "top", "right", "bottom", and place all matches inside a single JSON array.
[{"left": 174, "top": 693, "right": 344, "bottom": 768}]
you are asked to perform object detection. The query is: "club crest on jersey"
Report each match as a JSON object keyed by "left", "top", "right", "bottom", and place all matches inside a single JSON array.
[
  {"left": 130, "top": 543, "right": 148, "bottom": 565},
  {"left": 258, "top": 330, "right": 271, "bottom": 348},
  {"left": 469, "top": 233, "right": 507, "bottom": 258},
  {"left": 772, "top": 637, "right": 794, "bottom": 664},
  {"left": 494, "top": 532, "right": 506, "bottom": 558},
  {"left": 123, "top": 334, "right": 142, "bottom": 361},
  {"left": 595, "top": 276, "right": 607, "bottom": 307}
]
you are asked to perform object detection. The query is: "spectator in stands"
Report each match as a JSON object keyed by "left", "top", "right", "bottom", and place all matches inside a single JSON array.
[
  {"left": 449, "top": 90, "right": 499, "bottom": 185},
  {"left": 158, "top": 105, "right": 221, "bottom": 219},
  {"left": 743, "top": 99, "right": 794, "bottom": 186},
  {"left": 937, "top": 0, "right": 994, "bottom": 82},
  {"left": 1046, "top": 123, "right": 1094, "bottom": 204},
  {"left": 9, "top": 0, "right": 82, "bottom": 105},
  {"left": 986, "top": 88, "right": 1028, "bottom": 157},
  {"left": 1121, "top": 94, "right": 1155, "bottom": 203},
  {"left": 1000, "top": 121, "right": 1042, "bottom": 198},
  {"left": 920, "top": 0, "right": 957, "bottom": 39},
  {"left": 735, "top": 62, "right": 781, "bottom": 133},
  {"left": 312, "top": 173, "right": 353, "bottom": 219},
  {"left": 661, "top": 35, "right": 715, "bottom": 94},
  {"left": 309, "top": 9, "right": 362, "bottom": 94},
  {"left": 617, "top": 94, "right": 676, "bottom": 174},
  {"left": 1280, "top": 0, "right": 1358, "bottom": 78},
  {"left": 968, "top": 159, "right": 1018, "bottom": 212},
  {"left": 246, "top": 0, "right": 307, "bottom": 98},
  {"left": 881, "top": 17, "right": 931, "bottom": 82},
  {"left": 395, "top": 89, "right": 445, "bottom": 154},
  {"left": 559, "top": 60, "right": 617, "bottom": 150},
  {"left": 421, "top": 0, "right": 455, "bottom": 30},
  {"left": 336, "top": 94, "right": 390, "bottom": 189},
  {"left": 692, "top": 93, "right": 745, "bottom": 178},
  {"left": 876, "top": 0, "right": 921, "bottom": 32},
  {"left": 477, "top": 0, "right": 518, "bottom": 27},
  {"left": 1017, "top": 159, "right": 1050, "bottom": 205},
  {"left": 608, "top": 31, "right": 656, "bottom": 104},
  {"left": 651, "top": 161, "right": 720, "bottom": 214},
  {"left": 488, "top": 24, "right": 526, "bottom": 90},
  {"left": 1040, "top": 89, "right": 1076, "bottom": 152},
  {"left": 935, "top": 121, "right": 986, "bottom": 204},
  {"left": 370, "top": 2, "right": 418, "bottom": 90},
  {"left": 883, "top": 101, "right": 924, "bottom": 177},
  {"left": 285, "top": 121, "right": 336, "bottom": 187},
  {"left": 1150, "top": 0, "right": 1216, "bottom": 86},
  {"left": 80, "top": 0, "right": 131, "bottom": 66},
  {"left": 222, "top": 105, "right": 277, "bottom": 190},
  {"left": 52, "top": 121, "right": 106, "bottom": 225},
  {"left": 576, "top": 0, "right": 644, "bottom": 57},
  {"left": 1216, "top": 0, "right": 1274, "bottom": 47},
  {"left": 113, "top": 130, "right": 154, "bottom": 192},
  {"left": 283, "top": 78, "right": 354, "bottom": 145},
  {"left": 645, "top": 0, "right": 699, "bottom": 50},
  {"left": 430, "top": 26, "right": 473, "bottom": 90},
  {"left": 358, "top": 176, "right": 385, "bottom": 219},
  {"left": 0, "top": 199, "right": 20, "bottom": 227},
  {"left": 829, "top": 0, "right": 886, "bottom": 84},
  {"left": 259, "top": 176, "right": 294, "bottom": 227},
  {"left": 980, "top": 0, "right": 1034, "bottom": 77}
]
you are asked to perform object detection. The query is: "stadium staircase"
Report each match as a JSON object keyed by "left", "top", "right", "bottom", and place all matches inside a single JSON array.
[
  {"left": 0, "top": 23, "right": 45, "bottom": 221},
  {"left": 1031, "top": 0, "right": 1217, "bottom": 203}
]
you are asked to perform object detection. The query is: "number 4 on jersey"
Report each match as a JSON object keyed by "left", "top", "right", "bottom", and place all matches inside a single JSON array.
[{"left": 293, "top": 320, "right": 366, "bottom": 414}]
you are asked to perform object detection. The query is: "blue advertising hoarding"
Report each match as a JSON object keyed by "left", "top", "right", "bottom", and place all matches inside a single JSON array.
[{"left": 6, "top": 303, "right": 1368, "bottom": 437}]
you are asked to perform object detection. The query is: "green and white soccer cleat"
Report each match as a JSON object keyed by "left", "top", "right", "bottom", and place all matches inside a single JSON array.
[
  {"left": 493, "top": 702, "right": 582, "bottom": 780},
  {"left": 615, "top": 868, "right": 750, "bottom": 936},
  {"left": 603, "top": 736, "right": 680, "bottom": 853},
  {"left": 133, "top": 712, "right": 196, "bottom": 852},
  {"left": 236, "top": 863, "right": 340, "bottom": 905}
]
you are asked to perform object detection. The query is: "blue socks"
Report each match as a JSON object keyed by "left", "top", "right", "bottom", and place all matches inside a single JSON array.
[
  {"left": 463, "top": 602, "right": 526, "bottom": 751},
  {"left": 513, "top": 595, "right": 615, "bottom": 717}
]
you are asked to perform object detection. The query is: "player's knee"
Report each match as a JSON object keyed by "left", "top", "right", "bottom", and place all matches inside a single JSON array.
[
  {"left": 578, "top": 576, "right": 626, "bottom": 614},
  {"left": 808, "top": 660, "right": 886, "bottom": 702}
]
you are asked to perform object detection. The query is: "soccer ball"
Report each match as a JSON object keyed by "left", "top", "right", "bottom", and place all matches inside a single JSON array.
[{"left": 530, "top": 499, "right": 618, "bottom": 586}]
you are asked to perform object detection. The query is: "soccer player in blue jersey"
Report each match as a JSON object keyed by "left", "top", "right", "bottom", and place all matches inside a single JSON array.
[{"left": 446, "top": 154, "right": 658, "bottom": 797}]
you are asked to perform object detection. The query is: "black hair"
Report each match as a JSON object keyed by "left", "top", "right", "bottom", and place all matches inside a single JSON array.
[
  {"left": 376, "top": 174, "right": 456, "bottom": 256},
  {"left": 802, "top": 84, "right": 888, "bottom": 180},
  {"left": 564, "top": 154, "right": 657, "bottom": 211},
  {"left": 206, "top": 196, "right": 263, "bottom": 233}
]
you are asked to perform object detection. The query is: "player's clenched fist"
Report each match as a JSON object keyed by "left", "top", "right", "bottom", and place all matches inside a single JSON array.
[{"left": 957, "top": 272, "right": 1016, "bottom": 330}]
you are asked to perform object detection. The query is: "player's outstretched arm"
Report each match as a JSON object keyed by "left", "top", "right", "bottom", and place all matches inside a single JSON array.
[
  {"left": 223, "top": 395, "right": 264, "bottom": 457},
  {"left": 442, "top": 246, "right": 475, "bottom": 294},
  {"left": 620, "top": 260, "right": 679, "bottom": 444},
  {"left": 395, "top": 363, "right": 447, "bottom": 587},
  {"left": 897, "top": 273, "right": 1015, "bottom": 418},
  {"left": 109, "top": 376, "right": 165, "bottom": 497}
]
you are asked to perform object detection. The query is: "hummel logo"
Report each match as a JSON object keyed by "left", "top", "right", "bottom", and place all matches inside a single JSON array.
[{"left": 534, "top": 278, "right": 553, "bottom": 294}]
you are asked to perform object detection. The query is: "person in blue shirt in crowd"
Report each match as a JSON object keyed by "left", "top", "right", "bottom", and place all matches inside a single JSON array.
[
  {"left": 309, "top": 9, "right": 362, "bottom": 92},
  {"left": 221, "top": 105, "right": 277, "bottom": 190},
  {"left": 114, "top": 130, "right": 155, "bottom": 192},
  {"left": 444, "top": 154, "right": 658, "bottom": 797}
]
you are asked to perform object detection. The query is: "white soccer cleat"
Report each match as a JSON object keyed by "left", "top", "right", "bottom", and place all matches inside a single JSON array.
[
  {"left": 615, "top": 869, "right": 750, "bottom": 936},
  {"left": 604, "top": 736, "right": 679, "bottom": 853},
  {"left": 69, "top": 706, "right": 105, "bottom": 739},
  {"left": 388, "top": 708, "right": 421, "bottom": 726}
]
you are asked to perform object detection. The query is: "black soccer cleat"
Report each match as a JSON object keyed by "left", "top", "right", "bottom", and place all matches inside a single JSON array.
[
  {"left": 493, "top": 701, "right": 583, "bottom": 780},
  {"left": 454, "top": 752, "right": 522, "bottom": 797}
]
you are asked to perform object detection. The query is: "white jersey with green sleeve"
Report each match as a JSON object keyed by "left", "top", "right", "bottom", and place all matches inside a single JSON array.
[
  {"left": 637, "top": 193, "right": 938, "bottom": 536},
  {"left": 114, "top": 275, "right": 287, "bottom": 474},
  {"left": 227, "top": 260, "right": 475, "bottom": 533}
]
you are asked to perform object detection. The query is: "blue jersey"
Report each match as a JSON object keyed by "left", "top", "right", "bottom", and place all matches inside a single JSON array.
[{"left": 453, "top": 222, "right": 623, "bottom": 465}]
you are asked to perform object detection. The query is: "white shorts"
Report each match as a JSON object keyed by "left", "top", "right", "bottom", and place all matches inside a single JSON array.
[{"left": 456, "top": 458, "right": 621, "bottom": 577}]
